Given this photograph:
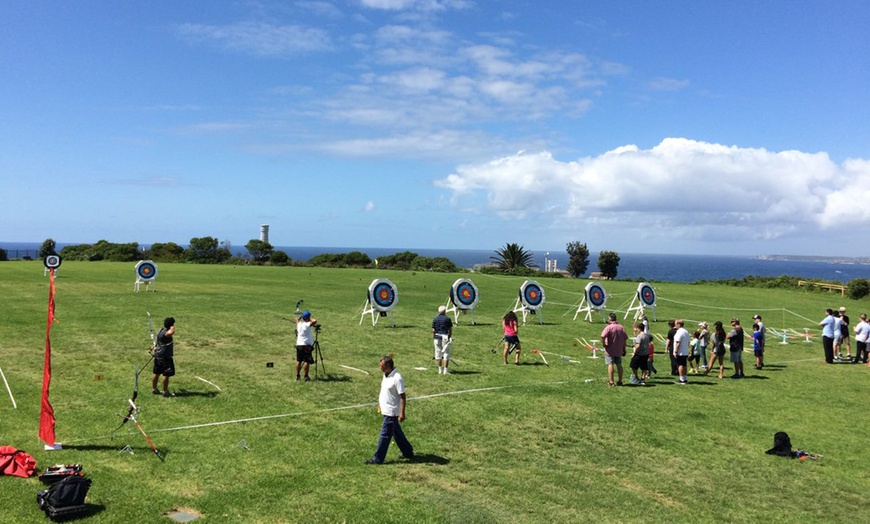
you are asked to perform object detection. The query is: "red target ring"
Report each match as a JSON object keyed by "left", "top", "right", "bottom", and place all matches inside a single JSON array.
[
  {"left": 43, "top": 254, "right": 62, "bottom": 270},
  {"left": 135, "top": 260, "right": 158, "bottom": 282},
  {"left": 639, "top": 283, "right": 656, "bottom": 306},
  {"left": 369, "top": 279, "right": 398, "bottom": 312},
  {"left": 586, "top": 282, "right": 607, "bottom": 309},
  {"left": 520, "top": 280, "right": 545, "bottom": 310},
  {"left": 450, "top": 278, "right": 479, "bottom": 310}
]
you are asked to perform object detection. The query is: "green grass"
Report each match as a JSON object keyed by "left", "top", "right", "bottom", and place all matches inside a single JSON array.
[{"left": 1, "top": 261, "right": 868, "bottom": 523}]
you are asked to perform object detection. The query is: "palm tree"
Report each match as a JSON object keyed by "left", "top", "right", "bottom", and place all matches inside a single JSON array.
[{"left": 491, "top": 243, "right": 537, "bottom": 271}]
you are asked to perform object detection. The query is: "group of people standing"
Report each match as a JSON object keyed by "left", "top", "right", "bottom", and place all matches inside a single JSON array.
[
  {"left": 598, "top": 313, "right": 768, "bottom": 386},
  {"left": 819, "top": 306, "right": 870, "bottom": 365}
]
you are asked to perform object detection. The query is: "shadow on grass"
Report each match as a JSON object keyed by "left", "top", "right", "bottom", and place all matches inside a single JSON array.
[
  {"left": 400, "top": 453, "right": 449, "bottom": 465},
  {"left": 175, "top": 389, "right": 219, "bottom": 398},
  {"left": 441, "top": 370, "right": 481, "bottom": 376},
  {"left": 741, "top": 375, "right": 770, "bottom": 380},
  {"left": 313, "top": 375, "right": 354, "bottom": 383},
  {"left": 65, "top": 444, "right": 171, "bottom": 460}
]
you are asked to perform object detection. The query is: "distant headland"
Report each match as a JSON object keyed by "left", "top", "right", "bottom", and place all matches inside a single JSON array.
[{"left": 757, "top": 255, "right": 870, "bottom": 265}]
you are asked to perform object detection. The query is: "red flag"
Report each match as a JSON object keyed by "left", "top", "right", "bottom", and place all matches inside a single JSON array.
[{"left": 39, "top": 268, "right": 58, "bottom": 446}]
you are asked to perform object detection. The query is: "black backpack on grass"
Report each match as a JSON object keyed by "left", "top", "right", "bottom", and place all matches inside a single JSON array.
[{"left": 36, "top": 474, "right": 91, "bottom": 520}]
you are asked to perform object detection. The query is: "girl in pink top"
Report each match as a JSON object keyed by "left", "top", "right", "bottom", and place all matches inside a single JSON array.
[{"left": 502, "top": 311, "right": 521, "bottom": 365}]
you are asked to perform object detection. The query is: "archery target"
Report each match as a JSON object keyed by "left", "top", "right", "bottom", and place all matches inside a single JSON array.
[
  {"left": 519, "top": 280, "right": 545, "bottom": 310},
  {"left": 135, "top": 260, "right": 158, "bottom": 282},
  {"left": 450, "top": 278, "right": 479, "bottom": 310},
  {"left": 368, "top": 278, "right": 398, "bottom": 312},
  {"left": 638, "top": 282, "right": 656, "bottom": 307},
  {"left": 585, "top": 282, "right": 607, "bottom": 309},
  {"left": 43, "top": 254, "right": 62, "bottom": 270}
]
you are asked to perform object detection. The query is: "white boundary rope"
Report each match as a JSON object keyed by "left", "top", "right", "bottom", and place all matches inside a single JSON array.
[
  {"left": 64, "top": 381, "right": 569, "bottom": 443},
  {"left": 0, "top": 365, "right": 17, "bottom": 409},
  {"left": 195, "top": 376, "right": 222, "bottom": 391}
]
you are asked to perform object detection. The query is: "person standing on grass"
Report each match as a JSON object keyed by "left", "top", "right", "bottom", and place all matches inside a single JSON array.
[
  {"left": 698, "top": 322, "right": 709, "bottom": 370},
  {"left": 853, "top": 313, "right": 870, "bottom": 364},
  {"left": 665, "top": 319, "right": 678, "bottom": 375},
  {"left": 432, "top": 305, "right": 453, "bottom": 375},
  {"left": 819, "top": 308, "right": 836, "bottom": 364},
  {"left": 688, "top": 330, "right": 701, "bottom": 374},
  {"left": 838, "top": 307, "right": 851, "bottom": 361},
  {"left": 672, "top": 319, "right": 691, "bottom": 385},
  {"left": 365, "top": 355, "right": 414, "bottom": 465},
  {"left": 752, "top": 323, "right": 765, "bottom": 370},
  {"left": 752, "top": 315, "right": 766, "bottom": 367},
  {"left": 295, "top": 310, "right": 317, "bottom": 382},
  {"left": 727, "top": 317, "right": 745, "bottom": 378},
  {"left": 833, "top": 311, "right": 844, "bottom": 361},
  {"left": 630, "top": 321, "right": 651, "bottom": 385},
  {"left": 601, "top": 312, "right": 628, "bottom": 386},
  {"left": 705, "top": 321, "right": 727, "bottom": 379},
  {"left": 502, "top": 311, "right": 521, "bottom": 365},
  {"left": 152, "top": 317, "right": 176, "bottom": 397}
]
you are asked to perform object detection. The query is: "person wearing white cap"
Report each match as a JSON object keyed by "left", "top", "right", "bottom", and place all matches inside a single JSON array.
[
  {"left": 432, "top": 305, "right": 453, "bottom": 375},
  {"left": 752, "top": 315, "right": 766, "bottom": 369},
  {"left": 697, "top": 322, "right": 709, "bottom": 371}
]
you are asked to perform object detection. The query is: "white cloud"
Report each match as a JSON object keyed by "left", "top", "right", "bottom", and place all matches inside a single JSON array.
[
  {"left": 647, "top": 77, "right": 690, "bottom": 91},
  {"left": 177, "top": 21, "right": 332, "bottom": 56},
  {"left": 436, "top": 138, "right": 866, "bottom": 245},
  {"left": 364, "top": 201, "right": 376, "bottom": 211},
  {"left": 358, "top": 0, "right": 472, "bottom": 11}
]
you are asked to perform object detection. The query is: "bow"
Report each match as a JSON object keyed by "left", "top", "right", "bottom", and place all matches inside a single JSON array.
[{"left": 112, "top": 312, "right": 156, "bottom": 433}]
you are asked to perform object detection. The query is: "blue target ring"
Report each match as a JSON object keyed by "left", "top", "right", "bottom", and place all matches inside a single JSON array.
[
  {"left": 369, "top": 279, "right": 398, "bottom": 312},
  {"left": 639, "top": 283, "right": 656, "bottom": 306},
  {"left": 136, "top": 260, "right": 158, "bottom": 281},
  {"left": 44, "top": 254, "right": 62, "bottom": 270},
  {"left": 520, "top": 280, "right": 545, "bottom": 310},
  {"left": 450, "top": 279, "right": 479, "bottom": 310},
  {"left": 586, "top": 283, "right": 607, "bottom": 308}
]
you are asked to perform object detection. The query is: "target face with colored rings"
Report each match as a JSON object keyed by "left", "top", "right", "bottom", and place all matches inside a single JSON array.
[
  {"left": 638, "top": 282, "right": 656, "bottom": 306},
  {"left": 369, "top": 278, "right": 398, "bottom": 312},
  {"left": 585, "top": 282, "right": 607, "bottom": 309},
  {"left": 43, "top": 254, "right": 62, "bottom": 270},
  {"left": 450, "top": 278, "right": 479, "bottom": 310},
  {"left": 135, "top": 260, "right": 158, "bottom": 282},
  {"left": 519, "top": 280, "right": 545, "bottom": 310}
]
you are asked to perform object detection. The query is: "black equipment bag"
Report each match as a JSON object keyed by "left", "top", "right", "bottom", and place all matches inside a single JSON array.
[
  {"left": 765, "top": 431, "right": 793, "bottom": 457},
  {"left": 37, "top": 474, "right": 91, "bottom": 519}
]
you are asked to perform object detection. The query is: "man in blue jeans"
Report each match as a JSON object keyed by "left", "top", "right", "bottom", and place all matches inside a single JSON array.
[{"left": 365, "top": 355, "right": 414, "bottom": 464}]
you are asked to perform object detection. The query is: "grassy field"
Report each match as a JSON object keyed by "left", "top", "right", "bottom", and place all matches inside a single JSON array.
[{"left": 1, "top": 261, "right": 868, "bottom": 523}]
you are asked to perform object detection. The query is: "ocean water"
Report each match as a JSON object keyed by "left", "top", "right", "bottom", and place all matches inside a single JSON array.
[{"left": 3, "top": 242, "right": 868, "bottom": 284}]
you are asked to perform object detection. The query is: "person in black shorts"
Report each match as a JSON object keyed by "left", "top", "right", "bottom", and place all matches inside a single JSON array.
[{"left": 152, "top": 317, "right": 176, "bottom": 397}]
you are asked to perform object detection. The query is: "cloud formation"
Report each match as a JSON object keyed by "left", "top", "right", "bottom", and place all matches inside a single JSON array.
[{"left": 437, "top": 138, "right": 870, "bottom": 246}]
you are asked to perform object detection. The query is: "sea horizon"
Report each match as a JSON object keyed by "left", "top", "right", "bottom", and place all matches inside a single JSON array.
[{"left": 4, "top": 241, "right": 870, "bottom": 284}]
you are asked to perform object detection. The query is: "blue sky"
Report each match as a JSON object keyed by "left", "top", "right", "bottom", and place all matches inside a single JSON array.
[{"left": 2, "top": 1, "right": 869, "bottom": 256}]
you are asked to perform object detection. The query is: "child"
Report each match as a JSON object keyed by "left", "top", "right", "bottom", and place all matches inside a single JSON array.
[
  {"left": 753, "top": 323, "right": 765, "bottom": 370},
  {"left": 705, "top": 321, "right": 727, "bottom": 379},
  {"left": 630, "top": 322, "right": 651, "bottom": 385},
  {"left": 698, "top": 322, "right": 709, "bottom": 370},
  {"left": 689, "top": 330, "right": 701, "bottom": 373},
  {"left": 502, "top": 311, "right": 521, "bottom": 365}
]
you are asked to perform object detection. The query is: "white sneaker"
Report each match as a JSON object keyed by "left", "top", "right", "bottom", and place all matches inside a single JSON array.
[{"left": 443, "top": 369, "right": 450, "bottom": 375}]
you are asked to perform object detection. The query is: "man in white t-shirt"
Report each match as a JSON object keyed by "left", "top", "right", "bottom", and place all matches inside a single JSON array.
[
  {"left": 365, "top": 355, "right": 414, "bottom": 464},
  {"left": 672, "top": 319, "right": 691, "bottom": 385},
  {"left": 295, "top": 311, "right": 317, "bottom": 382}
]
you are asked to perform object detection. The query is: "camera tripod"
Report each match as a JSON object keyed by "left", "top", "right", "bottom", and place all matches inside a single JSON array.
[{"left": 312, "top": 326, "right": 326, "bottom": 379}]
